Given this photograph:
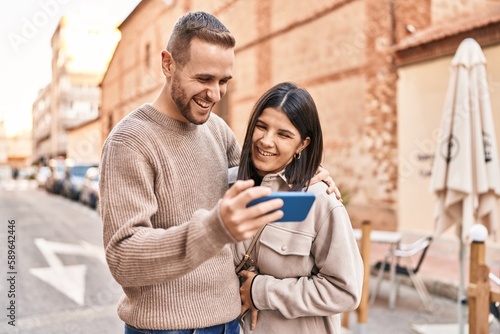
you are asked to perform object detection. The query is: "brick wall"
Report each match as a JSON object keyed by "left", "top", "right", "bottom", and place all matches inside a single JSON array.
[
  {"left": 216, "top": 0, "right": 402, "bottom": 229},
  {"left": 100, "top": 0, "right": 500, "bottom": 232},
  {"left": 100, "top": 0, "right": 404, "bottom": 231},
  {"left": 100, "top": 0, "right": 170, "bottom": 144},
  {"left": 432, "top": 0, "right": 500, "bottom": 23}
]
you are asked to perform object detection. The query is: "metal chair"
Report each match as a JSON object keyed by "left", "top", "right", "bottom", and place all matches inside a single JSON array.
[{"left": 371, "top": 236, "right": 433, "bottom": 311}]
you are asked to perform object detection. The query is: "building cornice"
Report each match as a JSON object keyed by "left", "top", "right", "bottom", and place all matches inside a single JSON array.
[{"left": 394, "top": 11, "right": 500, "bottom": 66}]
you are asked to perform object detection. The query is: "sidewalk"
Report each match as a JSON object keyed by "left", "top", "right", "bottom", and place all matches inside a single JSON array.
[{"left": 342, "top": 233, "right": 500, "bottom": 333}]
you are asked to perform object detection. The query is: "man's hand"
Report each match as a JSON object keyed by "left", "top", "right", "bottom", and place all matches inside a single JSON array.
[
  {"left": 239, "top": 270, "right": 259, "bottom": 330},
  {"left": 309, "top": 166, "right": 342, "bottom": 200},
  {"left": 219, "top": 180, "right": 284, "bottom": 241}
]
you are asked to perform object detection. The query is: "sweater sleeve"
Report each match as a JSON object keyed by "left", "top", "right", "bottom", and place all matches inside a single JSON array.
[
  {"left": 251, "top": 204, "right": 364, "bottom": 318},
  {"left": 100, "top": 139, "right": 236, "bottom": 288}
]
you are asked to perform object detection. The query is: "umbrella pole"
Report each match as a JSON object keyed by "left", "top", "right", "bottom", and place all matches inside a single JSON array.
[{"left": 458, "top": 238, "right": 466, "bottom": 334}]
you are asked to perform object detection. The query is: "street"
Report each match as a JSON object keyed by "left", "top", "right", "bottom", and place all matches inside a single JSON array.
[
  {"left": 0, "top": 180, "right": 123, "bottom": 334},
  {"left": 1, "top": 180, "right": 499, "bottom": 334}
]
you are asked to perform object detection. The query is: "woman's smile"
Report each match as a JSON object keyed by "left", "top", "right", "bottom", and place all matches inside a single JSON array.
[{"left": 255, "top": 147, "right": 277, "bottom": 158}]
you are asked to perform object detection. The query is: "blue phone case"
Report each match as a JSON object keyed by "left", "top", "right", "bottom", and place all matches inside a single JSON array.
[{"left": 247, "top": 192, "right": 316, "bottom": 222}]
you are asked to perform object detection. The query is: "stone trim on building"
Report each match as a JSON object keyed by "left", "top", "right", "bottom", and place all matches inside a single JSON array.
[{"left": 394, "top": 11, "right": 500, "bottom": 66}]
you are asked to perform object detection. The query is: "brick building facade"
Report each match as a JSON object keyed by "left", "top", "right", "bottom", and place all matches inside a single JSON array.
[{"left": 99, "top": 0, "right": 500, "bottom": 234}]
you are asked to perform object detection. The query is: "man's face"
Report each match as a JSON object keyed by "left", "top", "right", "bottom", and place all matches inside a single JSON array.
[{"left": 169, "top": 39, "right": 234, "bottom": 124}]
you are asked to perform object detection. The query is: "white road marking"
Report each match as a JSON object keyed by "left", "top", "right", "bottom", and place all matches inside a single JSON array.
[
  {"left": 30, "top": 265, "right": 87, "bottom": 305},
  {"left": 30, "top": 238, "right": 106, "bottom": 305}
]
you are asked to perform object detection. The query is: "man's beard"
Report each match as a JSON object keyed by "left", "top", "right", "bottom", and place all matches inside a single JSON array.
[{"left": 171, "top": 74, "right": 212, "bottom": 125}]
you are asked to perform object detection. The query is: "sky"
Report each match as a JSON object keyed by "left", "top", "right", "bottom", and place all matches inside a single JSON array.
[{"left": 0, "top": 0, "right": 141, "bottom": 136}]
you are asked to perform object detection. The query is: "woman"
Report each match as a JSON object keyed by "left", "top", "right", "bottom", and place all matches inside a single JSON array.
[{"left": 233, "top": 82, "right": 363, "bottom": 333}]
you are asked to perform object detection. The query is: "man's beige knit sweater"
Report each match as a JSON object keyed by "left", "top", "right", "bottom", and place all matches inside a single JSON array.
[{"left": 99, "top": 104, "right": 242, "bottom": 330}]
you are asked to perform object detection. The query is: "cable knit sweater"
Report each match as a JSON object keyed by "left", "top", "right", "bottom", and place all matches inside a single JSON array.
[{"left": 99, "top": 104, "right": 242, "bottom": 330}]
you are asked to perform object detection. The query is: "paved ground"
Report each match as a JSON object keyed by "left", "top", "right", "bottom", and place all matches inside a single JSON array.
[
  {"left": 1, "top": 179, "right": 499, "bottom": 333},
  {"left": 341, "top": 237, "right": 500, "bottom": 334},
  {"left": 343, "top": 277, "right": 500, "bottom": 334}
]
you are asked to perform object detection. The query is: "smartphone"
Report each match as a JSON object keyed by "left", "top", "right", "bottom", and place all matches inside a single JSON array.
[{"left": 247, "top": 191, "right": 316, "bottom": 222}]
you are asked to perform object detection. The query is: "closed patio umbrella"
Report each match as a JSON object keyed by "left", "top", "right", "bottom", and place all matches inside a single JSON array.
[{"left": 430, "top": 38, "right": 500, "bottom": 333}]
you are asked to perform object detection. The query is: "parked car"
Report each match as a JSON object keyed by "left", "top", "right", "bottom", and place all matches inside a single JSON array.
[
  {"left": 45, "top": 161, "right": 66, "bottom": 194},
  {"left": 61, "top": 163, "right": 98, "bottom": 201},
  {"left": 18, "top": 167, "right": 37, "bottom": 180},
  {"left": 36, "top": 166, "right": 51, "bottom": 188},
  {"left": 79, "top": 167, "right": 99, "bottom": 209}
]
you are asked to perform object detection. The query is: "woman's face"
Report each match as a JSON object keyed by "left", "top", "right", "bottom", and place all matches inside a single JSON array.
[{"left": 251, "top": 107, "right": 310, "bottom": 177}]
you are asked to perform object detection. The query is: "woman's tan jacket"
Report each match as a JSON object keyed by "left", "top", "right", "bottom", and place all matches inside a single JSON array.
[{"left": 232, "top": 172, "right": 364, "bottom": 334}]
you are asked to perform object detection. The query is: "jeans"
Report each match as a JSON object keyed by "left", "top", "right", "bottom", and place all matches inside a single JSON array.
[{"left": 124, "top": 319, "right": 240, "bottom": 334}]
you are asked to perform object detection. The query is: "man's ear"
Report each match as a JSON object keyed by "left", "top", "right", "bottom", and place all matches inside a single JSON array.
[{"left": 161, "top": 50, "right": 174, "bottom": 76}]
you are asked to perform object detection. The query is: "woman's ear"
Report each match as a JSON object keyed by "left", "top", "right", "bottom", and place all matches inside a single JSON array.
[
  {"left": 298, "top": 137, "right": 311, "bottom": 153},
  {"left": 161, "top": 50, "right": 174, "bottom": 76}
]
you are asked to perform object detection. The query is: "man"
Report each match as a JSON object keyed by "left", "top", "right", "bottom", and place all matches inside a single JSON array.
[{"left": 100, "top": 11, "right": 337, "bottom": 334}]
